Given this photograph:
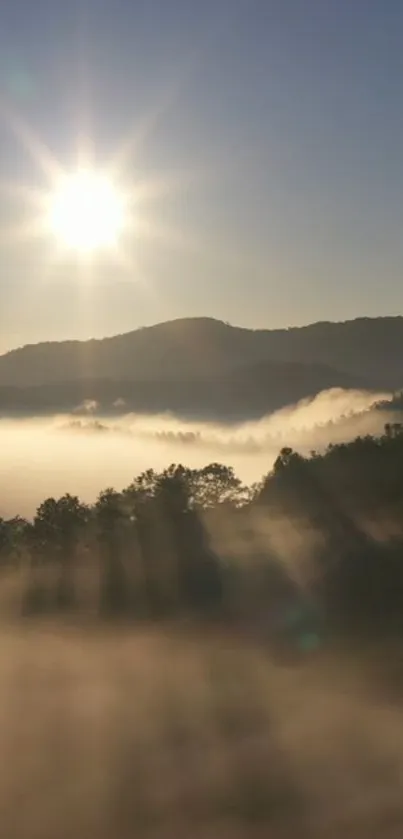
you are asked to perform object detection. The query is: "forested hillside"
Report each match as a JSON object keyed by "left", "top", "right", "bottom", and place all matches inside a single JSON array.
[
  {"left": 0, "top": 315, "right": 402, "bottom": 388},
  {"left": 2, "top": 423, "right": 403, "bottom": 640}
]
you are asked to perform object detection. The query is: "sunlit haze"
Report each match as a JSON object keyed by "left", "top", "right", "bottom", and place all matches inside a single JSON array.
[{"left": 0, "top": 388, "right": 388, "bottom": 518}]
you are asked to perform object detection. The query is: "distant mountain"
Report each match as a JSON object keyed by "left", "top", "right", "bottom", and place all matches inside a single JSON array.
[
  {"left": 0, "top": 315, "right": 399, "bottom": 419},
  {"left": 0, "top": 316, "right": 402, "bottom": 388}
]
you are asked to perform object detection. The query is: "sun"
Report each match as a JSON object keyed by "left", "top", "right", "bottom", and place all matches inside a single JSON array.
[
  {"left": 0, "top": 107, "right": 195, "bottom": 271},
  {"left": 47, "top": 170, "right": 126, "bottom": 252}
]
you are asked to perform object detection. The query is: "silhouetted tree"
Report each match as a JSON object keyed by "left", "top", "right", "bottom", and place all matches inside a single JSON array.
[
  {"left": 33, "top": 494, "right": 89, "bottom": 609},
  {"left": 95, "top": 489, "right": 130, "bottom": 617},
  {"left": 189, "top": 463, "right": 246, "bottom": 509}
]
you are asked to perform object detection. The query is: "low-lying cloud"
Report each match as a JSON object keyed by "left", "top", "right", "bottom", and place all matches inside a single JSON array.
[{"left": 0, "top": 388, "right": 394, "bottom": 518}]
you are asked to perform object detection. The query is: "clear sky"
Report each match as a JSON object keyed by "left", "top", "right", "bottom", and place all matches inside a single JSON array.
[{"left": 1, "top": 0, "right": 403, "bottom": 351}]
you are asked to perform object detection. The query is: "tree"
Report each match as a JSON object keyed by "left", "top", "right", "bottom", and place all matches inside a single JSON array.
[
  {"left": 0, "top": 518, "right": 12, "bottom": 565},
  {"left": 189, "top": 463, "right": 246, "bottom": 509},
  {"left": 125, "top": 468, "right": 158, "bottom": 501},
  {"left": 125, "top": 466, "right": 195, "bottom": 614},
  {"left": 124, "top": 465, "right": 225, "bottom": 615},
  {"left": 95, "top": 489, "right": 129, "bottom": 616},
  {"left": 0, "top": 517, "right": 28, "bottom": 568},
  {"left": 32, "top": 494, "right": 89, "bottom": 610},
  {"left": 156, "top": 468, "right": 223, "bottom": 612}
]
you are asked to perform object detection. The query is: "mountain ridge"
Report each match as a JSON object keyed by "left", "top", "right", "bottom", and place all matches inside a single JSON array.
[
  {"left": 3, "top": 314, "right": 403, "bottom": 356},
  {"left": 0, "top": 315, "right": 402, "bottom": 391}
]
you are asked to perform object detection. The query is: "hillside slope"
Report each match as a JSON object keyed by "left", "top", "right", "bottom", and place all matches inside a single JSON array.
[
  {"left": 0, "top": 316, "right": 401, "bottom": 389},
  {"left": 0, "top": 359, "right": 366, "bottom": 421}
]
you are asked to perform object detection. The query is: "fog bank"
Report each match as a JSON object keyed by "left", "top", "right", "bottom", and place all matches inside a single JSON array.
[{"left": 0, "top": 388, "right": 392, "bottom": 517}]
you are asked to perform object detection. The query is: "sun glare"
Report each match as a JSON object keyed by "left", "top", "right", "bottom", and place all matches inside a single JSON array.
[
  {"left": 1, "top": 106, "right": 194, "bottom": 272},
  {"left": 47, "top": 170, "right": 126, "bottom": 252}
]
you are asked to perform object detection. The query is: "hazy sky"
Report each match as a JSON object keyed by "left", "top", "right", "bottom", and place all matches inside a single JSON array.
[{"left": 1, "top": 0, "right": 403, "bottom": 351}]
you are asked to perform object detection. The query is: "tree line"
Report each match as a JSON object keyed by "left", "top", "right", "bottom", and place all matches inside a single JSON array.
[{"left": 2, "top": 424, "right": 403, "bottom": 640}]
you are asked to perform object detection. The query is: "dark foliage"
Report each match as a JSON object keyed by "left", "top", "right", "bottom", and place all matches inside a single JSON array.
[{"left": 2, "top": 425, "right": 403, "bottom": 641}]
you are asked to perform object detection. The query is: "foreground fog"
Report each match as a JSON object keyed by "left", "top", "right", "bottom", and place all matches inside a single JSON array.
[
  {"left": 1, "top": 627, "right": 403, "bottom": 839},
  {"left": 0, "top": 388, "right": 392, "bottom": 517}
]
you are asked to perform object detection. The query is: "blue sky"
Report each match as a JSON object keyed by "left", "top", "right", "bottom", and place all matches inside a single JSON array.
[{"left": 1, "top": 0, "right": 403, "bottom": 350}]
